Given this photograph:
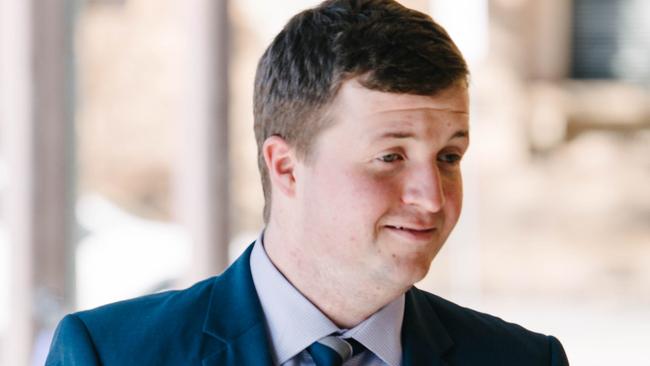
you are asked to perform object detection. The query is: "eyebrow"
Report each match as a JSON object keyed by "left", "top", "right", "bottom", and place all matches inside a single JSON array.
[
  {"left": 374, "top": 129, "right": 469, "bottom": 141},
  {"left": 451, "top": 130, "right": 469, "bottom": 140}
]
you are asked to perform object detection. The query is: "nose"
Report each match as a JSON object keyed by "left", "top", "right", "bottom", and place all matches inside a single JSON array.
[{"left": 401, "top": 164, "right": 445, "bottom": 212}]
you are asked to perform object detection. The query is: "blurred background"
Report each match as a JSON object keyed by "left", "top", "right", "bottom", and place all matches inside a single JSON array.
[{"left": 0, "top": 0, "right": 648, "bottom": 364}]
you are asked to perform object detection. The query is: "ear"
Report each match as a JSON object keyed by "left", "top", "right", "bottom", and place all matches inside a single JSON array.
[{"left": 263, "top": 135, "right": 297, "bottom": 198}]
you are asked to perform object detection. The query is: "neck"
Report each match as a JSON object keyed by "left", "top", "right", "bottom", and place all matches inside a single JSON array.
[{"left": 263, "top": 223, "right": 406, "bottom": 329}]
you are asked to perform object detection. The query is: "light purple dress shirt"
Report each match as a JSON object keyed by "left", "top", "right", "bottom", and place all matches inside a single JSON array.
[{"left": 250, "top": 236, "right": 404, "bottom": 366}]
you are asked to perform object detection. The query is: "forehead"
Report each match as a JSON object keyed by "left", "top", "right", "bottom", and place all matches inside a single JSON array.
[
  {"left": 325, "top": 79, "right": 469, "bottom": 137},
  {"left": 303, "top": 79, "right": 470, "bottom": 163},
  {"left": 331, "top": 78, "right": 468, "bottom": 117}
]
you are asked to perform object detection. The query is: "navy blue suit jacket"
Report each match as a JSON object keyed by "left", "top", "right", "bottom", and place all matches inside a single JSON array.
[{"left": 46, "top": 244, "right": 569, "bottom": 365}]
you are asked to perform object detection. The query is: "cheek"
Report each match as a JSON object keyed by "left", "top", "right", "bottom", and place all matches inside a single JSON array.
[
  {"left": 310, "top": 164, "right": 397, "bottom": 220},
  {"left": 350, "top": 173, "right": 387, "bottom": 194},
  {"left": 443, "top": 177, "right": 463, "bottom": 221},
  {"left": 345, "top": 168, "right": 398, "bottom": 209}
]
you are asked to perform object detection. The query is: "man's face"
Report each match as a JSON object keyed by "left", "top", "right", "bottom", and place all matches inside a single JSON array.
[{"left": 293, "top": 79, "right": 470, "bottom": 290}]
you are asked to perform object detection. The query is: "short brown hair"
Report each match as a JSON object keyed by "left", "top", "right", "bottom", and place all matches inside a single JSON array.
[{"left": 254, "top": 0, "right": 469, "bottom": 222}]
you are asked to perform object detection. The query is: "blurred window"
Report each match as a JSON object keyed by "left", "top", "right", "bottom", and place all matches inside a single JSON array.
[
  {"left": 87, "top": 0, "right": 126, "bottom": 4},
  {"left": 571, "top": 0, "right": 650, "bottom": 84}
]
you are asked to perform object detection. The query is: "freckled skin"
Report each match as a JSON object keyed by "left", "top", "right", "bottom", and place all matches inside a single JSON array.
[{"left": 265, "top": 79, "right": 470, "bottom": 327}]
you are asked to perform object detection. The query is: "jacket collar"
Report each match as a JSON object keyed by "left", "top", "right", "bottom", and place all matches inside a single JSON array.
[
  {"left": 401, "top": 287, "right": 454, "bottom": 366},
  {"left": 201, "top": 244, "right": 274, "bottom": 365},
  {"left": 199, "top": 243, "right": 454, "bottom": 366}
]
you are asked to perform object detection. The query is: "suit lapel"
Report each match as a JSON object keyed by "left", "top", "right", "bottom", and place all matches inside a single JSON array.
[
  {"left": 200, "top": 244, "right": 274, "bottom": 366},
  {"left": 401, "top": 287, "right": 454, "bottom": 366}
]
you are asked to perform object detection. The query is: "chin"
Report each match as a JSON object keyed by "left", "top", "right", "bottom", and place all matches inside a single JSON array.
[
  {"left": 407, "top": 260, "right": 433, "bottom": 283},
  {"left": 383, "top": 255, "right": 434, "bottom": 288}
]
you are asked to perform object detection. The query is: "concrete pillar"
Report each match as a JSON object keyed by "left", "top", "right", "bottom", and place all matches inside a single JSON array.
[
  {"left": 527, "top": 0, "right": 572, "bottom": 80},
  {"left": 175, "top": 0, "right": 230, "bottom": 285},
  {"left": 0, "top": 1, "right": 35, "bottom": 363},
  {"left": 0, "top": 0, "right": 76, "bottom": 364}
]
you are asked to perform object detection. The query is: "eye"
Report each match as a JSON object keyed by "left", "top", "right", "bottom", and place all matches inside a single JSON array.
[
  {"left": 377, "top": 153, "right": 404, "bottom": 163},
  {"left": 438, "top": 152, "right": 462, "bottom": 165}
]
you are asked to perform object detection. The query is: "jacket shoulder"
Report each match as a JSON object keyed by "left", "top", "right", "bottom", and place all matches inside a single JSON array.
[
  {"left": 77, "top": 276, "right": 216, "bottom": 331},
  {"left": 46, "top": 313, "right": 101, "bottom": 365},
  {"left": 54, "top": 276, "right": 219, "bottom": 365},
  {"left": 420, "top": 289, "right": 545, "bottom": 339},
  {"left": 414, "top": 288, "right": 569, "bottom": 365}
]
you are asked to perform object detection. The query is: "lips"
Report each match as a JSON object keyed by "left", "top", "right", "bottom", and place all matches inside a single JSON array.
[{"left": 384, "top": 225, "right": 437, "bottom": 241}]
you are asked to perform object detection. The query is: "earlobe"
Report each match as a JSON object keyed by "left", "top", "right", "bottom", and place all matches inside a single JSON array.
[{"left": 263, "top": 136, "right": 297, "bottom": 197}]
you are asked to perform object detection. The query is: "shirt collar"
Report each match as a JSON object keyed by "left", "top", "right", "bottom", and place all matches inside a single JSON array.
[
  {"left": 250, "top": 234, "right": 404, "bottom": 366},
  {"left": 342, "top": 294, "right": 404, "bottom": 366}
]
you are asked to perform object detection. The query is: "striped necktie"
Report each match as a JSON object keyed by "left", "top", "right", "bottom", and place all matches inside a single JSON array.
[{"left": 307, "top": 335, "right": 363, "bottom": 366}]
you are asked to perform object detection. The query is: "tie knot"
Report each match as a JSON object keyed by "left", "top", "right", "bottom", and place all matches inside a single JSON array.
[{"left": 307, "top": 335, "right": 362, "bottom": 366}]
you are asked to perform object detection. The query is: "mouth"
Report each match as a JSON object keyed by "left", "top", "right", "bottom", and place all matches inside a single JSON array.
[{"left": 384, "top": 225, "right": 437, "bottom": 241}]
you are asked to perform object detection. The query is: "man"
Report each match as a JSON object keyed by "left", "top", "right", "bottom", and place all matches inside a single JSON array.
[{"left": 46, "top": 0, "right": 569, "bottom": 365}]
